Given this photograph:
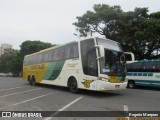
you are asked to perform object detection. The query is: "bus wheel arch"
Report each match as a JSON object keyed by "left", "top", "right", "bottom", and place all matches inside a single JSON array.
[
  {"left": 127, "top": 80, "right": 135, "bottom": 88},
  {"left": 67, "top": 76, "right": 79, "bottom": 93}
]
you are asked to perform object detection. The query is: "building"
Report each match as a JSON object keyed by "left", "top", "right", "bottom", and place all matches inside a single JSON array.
[{"left": 0, "top": 43, "right": 12, "bottom": 56}]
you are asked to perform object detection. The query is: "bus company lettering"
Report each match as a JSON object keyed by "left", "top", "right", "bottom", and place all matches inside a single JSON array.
[
  {"left": 67, "top": 63, "right": 78, "bottom": 67},
  {"left": 31, "top": 64, "right": 45, "bottom": 69}
]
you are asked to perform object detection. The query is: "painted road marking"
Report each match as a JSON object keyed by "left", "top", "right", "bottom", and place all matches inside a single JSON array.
[
  {"left": 123, "top": 105, "right": 128, "bottom": 112},
  {"left": 44, "top": 96, "right": 83, "bottom": 120},
  {"left": 0, "top": 88, "right": 41, "bottom": 98},
  {"left": 124, "top": 105, "right": 129, "bottom": 119},
  {"left": 0, "top": 93, "right": 54, "bottom": 110},
  {"left": 0, "top": 86, "right": 29, "bottom": 92}
]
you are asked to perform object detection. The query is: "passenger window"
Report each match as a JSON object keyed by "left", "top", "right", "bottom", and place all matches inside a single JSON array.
[{"left": 65, "top": 43, "right": 78, "bottom": 59}]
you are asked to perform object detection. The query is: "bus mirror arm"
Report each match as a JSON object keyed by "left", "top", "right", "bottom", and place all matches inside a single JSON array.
[
  {"left": 124, "top": 52, "right": 135, "bottom": 61},
  {"left": 95, "top": 45, "right": 105, "bottom": 59}
]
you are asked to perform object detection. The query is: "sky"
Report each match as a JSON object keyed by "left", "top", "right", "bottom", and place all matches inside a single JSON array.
[{"left": 0, "top": 0, "right": 160, "bottom": 49}]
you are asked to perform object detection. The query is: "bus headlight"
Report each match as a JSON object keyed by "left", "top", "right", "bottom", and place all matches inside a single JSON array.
[{"left": 99, "top": 77, "right": 109, "bottom": 82}]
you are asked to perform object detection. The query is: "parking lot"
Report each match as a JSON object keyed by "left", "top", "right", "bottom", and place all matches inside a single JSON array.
[{"left": 0, "top": 77, "right": 159, "bottom": 120}]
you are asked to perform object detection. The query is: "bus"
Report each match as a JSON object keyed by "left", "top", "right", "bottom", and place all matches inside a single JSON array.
[
  {"left": 23, "top": 37, "right": 127, "bottom": 93},
  {"left": 127, "top": 59, "right": 160, "bottom": 88}
]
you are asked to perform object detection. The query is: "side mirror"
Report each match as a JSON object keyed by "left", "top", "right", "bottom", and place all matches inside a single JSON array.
[
  {"left": 124, "top": 52, "right": 135, "bottom": 62},
  {"left": 95, "top": 45, "right": 105, "bottom": 58}
]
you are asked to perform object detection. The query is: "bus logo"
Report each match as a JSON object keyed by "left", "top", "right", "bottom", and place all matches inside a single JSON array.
[{"left": 82, "top": 80, "right": 94, "bottom": 88}]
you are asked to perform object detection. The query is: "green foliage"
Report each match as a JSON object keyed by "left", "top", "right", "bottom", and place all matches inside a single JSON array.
[
  {"left": 0, "top": 40, "right": 55, "bottom": 75},
  {"left": 20, "top": 40, "right": 54, "bottom": 57},
  {"left": 19, "top": 40, "right": 55, "bottom": 74},
  {"left": 73, "top": 4, "right": 160, "bottom": 60},
  {"left": 73, "top": 4, "right": 123, "bottom": 38},
  {"left": 0, "top": 49, "right": 19, "bottom": 73}
]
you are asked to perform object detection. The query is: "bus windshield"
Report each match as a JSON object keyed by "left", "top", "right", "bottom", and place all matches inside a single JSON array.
[
  {"left": 97, "top": 38, "right": 126, "bottom": 76},
  {"left": 102, "top": 50, "right": 126, "bottom": 76}
]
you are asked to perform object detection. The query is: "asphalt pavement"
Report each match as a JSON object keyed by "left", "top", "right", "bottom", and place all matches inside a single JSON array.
[{"left": 0, "top": 77, "right": 159, "bottom": 120}]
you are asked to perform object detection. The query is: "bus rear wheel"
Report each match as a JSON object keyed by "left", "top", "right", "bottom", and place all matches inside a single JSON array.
[
  {"left": 31, "top": 76, "right": 36, "bottom": 86},
  {"left": 127, "top": 80, "right": 135, "bottom": 88},
  {"left": 68, "top": 78, "right": 79, "bottom": 93},
  {"left": 28, "top": 76, "right": 32, "bottom": 85}
]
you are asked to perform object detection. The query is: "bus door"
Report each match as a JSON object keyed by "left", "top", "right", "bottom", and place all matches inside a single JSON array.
[
  {"left": 80, "top": 39, "right": 98, "bottom": 90},
  {"left": 86, "top": 49, "right": 98, "bottom": 90}
]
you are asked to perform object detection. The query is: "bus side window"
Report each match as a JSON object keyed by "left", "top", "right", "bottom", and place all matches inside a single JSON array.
[
  {"left": 28, "top": 57, "right": 31, "bottom": 64},
  {"left": 53, "top": 49, "right": 58, "bottom": 61},
  {"left": 70, "top": 43, "right": 78, "bottom": 58},
  {"left": 132, "top": 62, "right": 143, "bottom": 72},
  {"left": 52, "top": 50, "right": 55, "bottom": 61},
  {"left": 58, "top": 47, "right": 65, "bottom": 60},
  {"left": 48, "top": 50, "right": 53, "bottom": 62},
  {"left": 37, "top": 53, "right": 43, "bottom": 63},
  {"left": 44, "top": 51, "right": 49, "bottom": 63},
  {"left": 35, "top": 54, "right": 38, "bottom": 64},
  {"left": 152, "top": 62, "right": 157, "bottom": 72},
  {"left": 32, "top": 55, "right": 35, "bottom": 64},
  {"left": 157, "top": 62, "right": 160, "bottom": 72},
  {"left": 143, "top": 62, "right": 154, "bottom": 72},
  {"left": 23, "top": 58, "right": 26, "bottom": 65},
  {"left": 127, "top": 63, "right": 133, "bottom": 72},
  {"left": 52, "top": 47, "right": 65, "bottom": 61},
  {"left": 65, "top": 43, "right": 78, "bottom": 59}
]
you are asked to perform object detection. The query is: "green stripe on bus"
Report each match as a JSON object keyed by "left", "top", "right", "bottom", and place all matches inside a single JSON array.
[{"left": 43, "top": 60, "right": 65, "bottom": 80}]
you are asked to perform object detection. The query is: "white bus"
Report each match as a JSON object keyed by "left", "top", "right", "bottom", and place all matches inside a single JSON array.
[
  {"left": 127, "top": 59, "right": 160, "bottom": 88},
  {"left": 23, "top": 37, "right": 127, "bottom": 93}
]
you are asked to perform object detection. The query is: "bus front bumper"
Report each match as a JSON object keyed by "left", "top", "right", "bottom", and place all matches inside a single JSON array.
[{"left": 97, "top": 81, "right": 127, "bottom": 91}]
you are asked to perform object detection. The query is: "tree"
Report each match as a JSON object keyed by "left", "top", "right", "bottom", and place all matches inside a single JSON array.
[
  {"left": 0, "top": 49, "right": 19, "bottom": 74},
  {"left": 73, "top": 4, "right": 160, "bottom": 60},
  {"left": 73, "top": 4, "right": 123, "bottom": 39},
  {"left": 20, "top": 40, "right": 54, "bottom": 57},
  {"left": 19, "top": 40, "right": 55, "bottom": 74},
  {"left": 0, "top": 40, "right": 55, "bottom": 76},
  {"left": 115, "top": 8, "right": 160, "bottom": 59}
]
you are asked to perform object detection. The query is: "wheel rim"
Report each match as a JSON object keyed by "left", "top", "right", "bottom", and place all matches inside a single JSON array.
[{"left": 129, "top": 82, "right": 134, "bottom": 88}]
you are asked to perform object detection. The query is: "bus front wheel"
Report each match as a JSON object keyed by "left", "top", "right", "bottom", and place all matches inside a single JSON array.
[
  {"left": 68, "top": 78, "right": 79, "bottom": 93},
  {"left": 127, "top": 80, "right": 135, "bottom": 88}
]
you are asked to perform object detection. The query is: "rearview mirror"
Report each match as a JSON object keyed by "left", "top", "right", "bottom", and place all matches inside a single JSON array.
[
  {"left": 124, "top": 52, "right": 135, "bottom": 62},
  {"left": 95, "top": 45, "right": 104, "bottom": 58}
]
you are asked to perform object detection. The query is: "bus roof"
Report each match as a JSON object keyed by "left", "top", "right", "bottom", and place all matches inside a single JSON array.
[
  {"left": 24, "top": 40, "right": 77, "bottom": 57},
  {"left": 136, "top": 59, "right": 160, "bottom": 62},
  {"left": 24, "top": 37, "right": 118, "bottom": 58},
  {"left": 127, "top": 59, "right": 160, "bottom": 63}
]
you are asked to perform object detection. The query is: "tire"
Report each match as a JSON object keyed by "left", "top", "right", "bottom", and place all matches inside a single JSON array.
[
  {"left": 127, "top": 80, "right": 135, "bottom": 88},
  {"left": 68, "top": 78, "right": 79, "bottom": 93},
  {"left": 28, "top": 76, "right": 32, "bottom": 85},
  {"left": 31, "top": 76, "right": 36, "bottom": 86}
]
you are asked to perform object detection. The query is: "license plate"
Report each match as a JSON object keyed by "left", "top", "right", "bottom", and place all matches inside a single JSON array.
[{"left": 115, "top": 85, "right": 120, "bottom": 88}]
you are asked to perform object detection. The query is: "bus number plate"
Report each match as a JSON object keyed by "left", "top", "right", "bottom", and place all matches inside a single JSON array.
[{"left": 115, "top": 85, "right": 120, "bottom": 88}]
